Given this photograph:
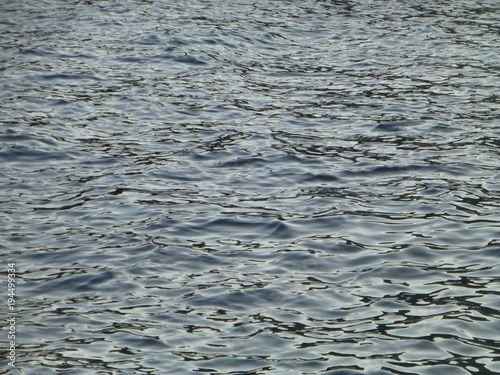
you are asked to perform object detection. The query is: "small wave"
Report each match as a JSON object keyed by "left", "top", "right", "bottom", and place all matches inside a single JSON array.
[
  {"left": 23, "top": 73, "right": 102, "bottom": 82},
  {"left": 0, "top": 148, "right": 77, "bottom": 162}
]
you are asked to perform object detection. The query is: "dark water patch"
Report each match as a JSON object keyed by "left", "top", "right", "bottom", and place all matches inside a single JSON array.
[
  {"left": 374, "top": 119, "right": 424, "bottom": 132},
  {"left": 339, "top": 164, "right": 475, "bottom": 178},
  {"left": 0, "top": 148, "right": 79, "bottom": 162},
  {"left": 0, "top": 133, "right": 58, "bottom": 146},
  {"left": 116, "top": 53, "right": 207, "bottom": 65},
  {"left": 19, "top": 47, "right": 96, "bottom": 59},
  {"left": 215, "top": 157, "right": 268, "bottom": 169},
  {"left": 23, "top": 73, "right": 102, "bottom": 82},
  {"left": 155, "top": 217, "right": 297, "bottom": 241},
  {"left": 298, "top": 173, "right": 340, "bottom": 183}
]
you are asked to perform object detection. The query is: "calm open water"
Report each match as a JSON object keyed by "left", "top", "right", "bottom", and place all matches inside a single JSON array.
[{"left": 1, "top": 0, "right": 499, "bottom": 374}]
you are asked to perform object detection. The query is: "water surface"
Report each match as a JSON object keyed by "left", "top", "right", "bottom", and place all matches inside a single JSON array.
[{"left": 1, "top": 0, "right": 499, "bottom": 374}]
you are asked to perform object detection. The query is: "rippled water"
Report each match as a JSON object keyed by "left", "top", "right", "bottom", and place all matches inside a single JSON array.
[{"left": 1, "top": 0, "right": 500, "bottom": 374}]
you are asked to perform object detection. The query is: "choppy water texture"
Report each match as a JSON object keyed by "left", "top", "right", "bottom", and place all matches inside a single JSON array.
[{"left": 1, "top": 0, "right": 500, "bottom": 374}]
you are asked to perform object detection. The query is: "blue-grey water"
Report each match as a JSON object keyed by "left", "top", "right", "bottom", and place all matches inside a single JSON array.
[{"left": 1, "top": 0, "right": 499, "bottom": 374}]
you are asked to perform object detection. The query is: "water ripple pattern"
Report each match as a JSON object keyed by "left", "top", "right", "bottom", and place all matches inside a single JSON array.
[{"left": 1, "top": 0, "right": 499, "bottom": 374}]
